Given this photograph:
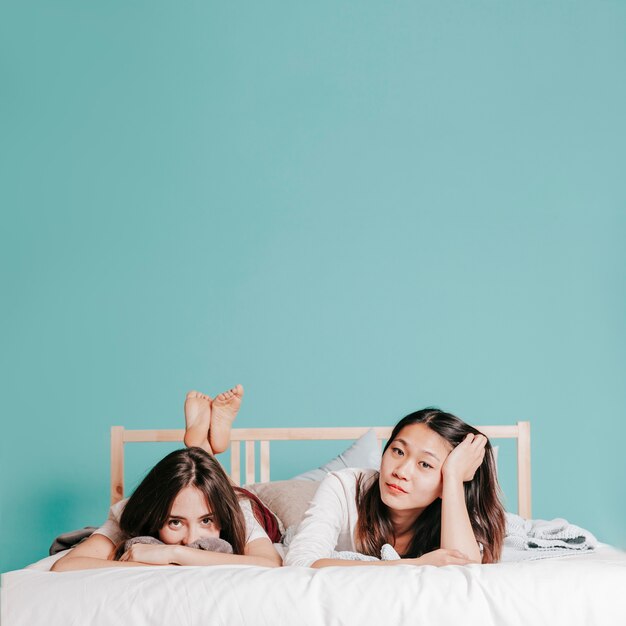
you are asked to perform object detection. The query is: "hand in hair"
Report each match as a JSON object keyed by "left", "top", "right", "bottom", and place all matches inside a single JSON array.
[{"left": 442, "top": 433, "right": 487, "bottom": 482}]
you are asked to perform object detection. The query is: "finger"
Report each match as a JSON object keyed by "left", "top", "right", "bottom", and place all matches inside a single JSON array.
[
  {"left": 468, "top": 434, "right": 485, "bottom": 446},
  {"left": 457, "top": 434, "right": 473, "bottom": 448}
]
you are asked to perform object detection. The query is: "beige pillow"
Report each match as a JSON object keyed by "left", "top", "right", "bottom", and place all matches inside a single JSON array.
[{"left": 245, "top": 480, "right": 320, "bottom": 533}]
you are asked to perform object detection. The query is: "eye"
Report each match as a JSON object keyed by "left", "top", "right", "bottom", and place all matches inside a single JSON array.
[
  {"left": 419, "top": 461, "right": 433, "bottom": 469},
  {"left": 168, "top": 519, "right": 183, "bottom": 529},
  {"left": 201, "top": 517, "right": 214, "bottom": 526},
  {"left": 391, "top": 447, "right": 404, "bottom": 457}
]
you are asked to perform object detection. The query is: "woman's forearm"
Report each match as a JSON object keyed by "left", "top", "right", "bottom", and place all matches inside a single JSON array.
[
  {"left": 312, "top": 558, "right": 398, "bottom": 568},
  {"left": 172, "top": 546, "right": 280, "bottom": 567},
  {"left": 50, "top": 534, "right": 127, "bottom": 572},
  {"left": 53, "top": 549, "right": 280, "bottom": 571},
  {"left": 51, "top": 556, "right": 148, "bottom": 571},
  {"left": 440, "top": 478, "right": 481, "bottom": 563}
]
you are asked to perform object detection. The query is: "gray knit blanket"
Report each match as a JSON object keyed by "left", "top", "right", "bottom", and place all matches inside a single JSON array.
[{"left": 501, "top": 512, "right": 598, "bottom": 562}]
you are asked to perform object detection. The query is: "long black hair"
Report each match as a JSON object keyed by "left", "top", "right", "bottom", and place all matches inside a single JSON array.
[
  {"left": 114, "top": 447, "right": 247, "bottom": 558},
  {"left": 355, "top": 408, "right": 505, "bottom": 563}
]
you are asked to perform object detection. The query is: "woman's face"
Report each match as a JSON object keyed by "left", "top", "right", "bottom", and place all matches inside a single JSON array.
[
  {"left": 379, "top": 423, "right": 453, "bottom": 513},
  {"left": 158, "top": 485, "right": 221, "bottom": 545}
]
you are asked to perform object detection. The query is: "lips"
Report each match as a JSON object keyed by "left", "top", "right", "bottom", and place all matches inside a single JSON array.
[{"left": 386, "top": 483, "right": 408, "bottom": 495}]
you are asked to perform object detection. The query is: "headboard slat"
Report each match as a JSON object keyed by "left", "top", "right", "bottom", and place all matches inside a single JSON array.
[
  {"left": 260, "top": 441, "right": 270, "bottom": 483},
  {"left": 230, "top": 441, "right": 241, "bottom": 486},
  {"left": 245, "top": 441, "right": 255, "bottom": 485},
  {"left": 517, "top": 421, "right": 532, "bottom": 518}
]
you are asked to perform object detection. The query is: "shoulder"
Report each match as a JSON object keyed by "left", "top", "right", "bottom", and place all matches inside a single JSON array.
[
  {"left": 109, "top": 498, "right": 128, "bottom": 520},
  {"left": 92, "top": 498, "right": 129, "bottom": 544},
  {"left": 238, "top": 497, "right": 254, "bottom": 516},
  {"left": 325, "top": 468, "right": 379, "bottom": 490},
  {"left": 314, "top": 468, "right": 379, "bottom": 503},
  {"left": 238, "top": 496, "right": 270, "bottom": 544}
]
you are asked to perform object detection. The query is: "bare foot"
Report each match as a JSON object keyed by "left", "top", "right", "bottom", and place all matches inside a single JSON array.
[
  {"left": 183, "top": 391, "right": 213, "bottom": 453},
  {"left": 209, "top": 384, "right": 244, "bottom": 454}
]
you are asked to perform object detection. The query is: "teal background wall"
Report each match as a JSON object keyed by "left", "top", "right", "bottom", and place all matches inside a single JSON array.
[{"left": 2, "top": 1, "right": 625, "bottom": 573}]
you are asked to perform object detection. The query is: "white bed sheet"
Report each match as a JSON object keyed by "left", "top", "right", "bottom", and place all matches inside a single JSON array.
[{"left": 3, "top": 546, "right": 625, "bottom": 626}]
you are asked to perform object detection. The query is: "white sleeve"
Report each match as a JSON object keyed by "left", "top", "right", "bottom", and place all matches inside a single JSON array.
[
  {"left": 284, "top": 473, "right": 350, "bottom": 567},
  {"left": 91, "top": 499, "right": 128, "bottom": 545},
  {"left": 240, "top": 498, "right": 270, "bottom": 544}
]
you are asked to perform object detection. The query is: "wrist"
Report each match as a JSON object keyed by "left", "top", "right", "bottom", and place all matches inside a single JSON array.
[
  {"left": 442, "top": 470, "right": 464, "bottom": 485},
  {"left": 170, "top": 545, "right": 184, "bottom": 565}
]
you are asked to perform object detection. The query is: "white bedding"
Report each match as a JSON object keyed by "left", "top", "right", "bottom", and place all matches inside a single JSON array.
[{"left": 2, "top": 546, "right": 625, "bottom": 626}]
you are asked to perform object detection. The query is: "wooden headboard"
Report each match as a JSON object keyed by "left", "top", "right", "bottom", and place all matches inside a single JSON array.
[{"left": 111, "top": 422, "right": 531, "bottom": 518}]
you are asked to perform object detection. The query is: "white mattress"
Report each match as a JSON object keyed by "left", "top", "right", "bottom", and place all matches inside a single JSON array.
[{"left": 3, "top": 546, "right": 625, "bottom": 626}]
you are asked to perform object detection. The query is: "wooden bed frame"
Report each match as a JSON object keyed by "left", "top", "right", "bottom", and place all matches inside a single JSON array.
[{"left": 111, "top": 422, "right": 532, "bottom": 518}]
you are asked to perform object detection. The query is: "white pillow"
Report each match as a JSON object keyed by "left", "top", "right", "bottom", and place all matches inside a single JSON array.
[{"left": 291, "top": 429, "right": 381, "bottom": 481}]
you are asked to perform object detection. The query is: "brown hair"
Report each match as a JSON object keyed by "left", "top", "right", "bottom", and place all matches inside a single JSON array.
[
  {"left": 355, "top": 408, "right": 506, "bottom": 563},
  {"left": 114, "top": 447, "right": 247, "bottom": 558}
]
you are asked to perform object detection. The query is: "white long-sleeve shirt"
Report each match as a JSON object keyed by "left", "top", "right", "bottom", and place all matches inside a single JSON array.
[{"left": 285, "top": 468, "right": 378, "bottom": 567}]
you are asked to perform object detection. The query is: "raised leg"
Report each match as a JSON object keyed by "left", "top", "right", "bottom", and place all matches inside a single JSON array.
[
  {"left": 183, "top": 391, "right": 213, "bottom": 454},
  {"left": 209, "top": 384, "right": 244, "bottom": 454}
]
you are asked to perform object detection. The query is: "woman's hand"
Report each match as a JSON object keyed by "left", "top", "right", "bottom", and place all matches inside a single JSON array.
[
  {"left": 119, "top": 543, "right": 179, "bottom": 565},
  {"left": 404, "top": 548, "right": 473, "bottom": 567},
  {"left": 442, "top": 433, "right": 487, "bottom": 483}
]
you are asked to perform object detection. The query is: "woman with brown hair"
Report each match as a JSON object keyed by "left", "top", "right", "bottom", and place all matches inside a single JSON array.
[
  {"left": 52, "top": 387, "right": 282, "bottom": 570},
  {"left": 285, "top": 408, "right": 506, "bottom": 567}
]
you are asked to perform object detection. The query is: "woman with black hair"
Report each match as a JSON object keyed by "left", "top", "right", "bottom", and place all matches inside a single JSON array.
[{"left": 285, "top": 408, "right": 506, "bottom": 567}]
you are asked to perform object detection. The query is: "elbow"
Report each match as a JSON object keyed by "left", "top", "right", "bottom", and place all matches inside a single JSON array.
[
  {"left": 50, "top": 558, "right": 72, "bottom": 572},
  {"left": 284, "top": 555, "right": 315, "bottom": 568},
  {"left": 253, "top": 551, "right": 282, "bottom": 568},
  {"left": 263, "top": 555, "right": 283, "bottom": 568}
]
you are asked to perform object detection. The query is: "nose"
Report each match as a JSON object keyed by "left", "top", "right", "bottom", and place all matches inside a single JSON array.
[
  {"left": 182, "top": 527, "right": 200, "bottom": 546},
  {"left": 392, "top": 458, "right": 412, "bottom": 481}
]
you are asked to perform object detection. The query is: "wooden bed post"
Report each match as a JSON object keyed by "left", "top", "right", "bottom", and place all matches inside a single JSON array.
[
  {"left": 260, "top": 441, "right": 270, "bottom": 483},
  {"left": 245, "top": 441, "right": 256, "bottom": 485},
  {"left": 517, "top": 421, "right": 531, "bottom": 519},
  {"left": 111, "top": 426, "right": 125, "bottom": 505},
  {"left": 230, "top": 441, "right": 241, "bottom": 486}
]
